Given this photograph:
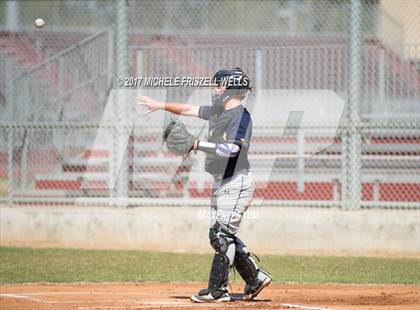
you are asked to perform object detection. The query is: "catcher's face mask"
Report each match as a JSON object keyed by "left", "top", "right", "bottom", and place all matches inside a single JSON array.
[
  {"left": 211, "top": 84, "right": 228, "bottom": 111},
  {"left": 211, "top": 67, "right": 251, "bottom": 113}
]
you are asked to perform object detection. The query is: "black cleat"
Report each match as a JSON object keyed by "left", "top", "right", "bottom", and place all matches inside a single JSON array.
[
  {"left": 243, "top": 270, "right": 272, "bottom": 300},
  {"left": 191, "top": 288, "right": 231, "bottom": 303}
]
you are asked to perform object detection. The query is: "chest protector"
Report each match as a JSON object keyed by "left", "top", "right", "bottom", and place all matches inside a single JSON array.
[{"left": 205, "top": 106, "right": 246, "bottom": 178}]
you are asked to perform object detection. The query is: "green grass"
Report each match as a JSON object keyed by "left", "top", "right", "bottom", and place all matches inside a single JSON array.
[{"left": 0, "top": 247, "right": 419, "bottom": 285}]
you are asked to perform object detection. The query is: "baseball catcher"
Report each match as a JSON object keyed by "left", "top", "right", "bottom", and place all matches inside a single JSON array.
[{"left": 137, "top": 68, "right": 271, "bottom": 303}]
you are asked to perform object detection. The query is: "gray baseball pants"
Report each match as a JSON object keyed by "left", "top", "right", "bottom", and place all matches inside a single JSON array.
[{"left": 210, "top": 171, "right": 256, "bottom": 235}]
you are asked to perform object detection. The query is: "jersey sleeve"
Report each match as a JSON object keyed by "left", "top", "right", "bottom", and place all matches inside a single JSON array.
[
  {"left": 198, "top": 105, "right": 213, "bottom": 120},
  {"left": 226, "top": 111, "right": 252, "bottom": 148}
]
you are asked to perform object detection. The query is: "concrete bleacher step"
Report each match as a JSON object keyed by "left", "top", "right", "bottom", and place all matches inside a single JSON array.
[
  {"left": 59, "top": 149, "right": 110, "bottom": 172},
  {"left": 131, "top": 172, "right": 177, "bottom": 180},
  {"left": 14, "top": 189, "right": 111, "bottom": 200},
  {"left": 132, "top": 143, "right": 163, "bottom": 153},
  {"left": 82, "top": 149, "right": 110, "bottom": 158},
  {"left": 62, "top": 159, "right": 109, "bottom": 173},
  {"left": 14, "top": 189, "right": 73, "bottom": 198},
  {"left": 34, "top": 170, "right": 185, "bottom": 191},
  {"left": 131, "top": 157, "right": 192, "bottom": 173},
  {"left": 62, "top": 164, "right": 108, "bottom": 173},
  {"left": 35, "top": 173, "right": 109, "bottom": 190},
  {"left": 36, "top": 172, "right": 108, "bottom": 180},
  {"left": 132, "top": 157, "right": 181, "bottom": 165}
]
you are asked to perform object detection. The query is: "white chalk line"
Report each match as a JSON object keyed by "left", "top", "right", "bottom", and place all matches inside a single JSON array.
[
  {"left": 0, "top": 293, "right": 140, "bottom": 305},
  {"left": 0, "top": 293, "right": 46, "bottom": 303},
  {"left": 80, "top": 300, "right": 252, "bottom": 309},
  {"left": 79, "top": 307, "right": 178, "bottom": 310},
  {"left": 137, "top": 301, "right": 191, "bottom": 305},
  {"left": 2, "top": 292, "right": 335, "bottom": 310},
  {"left": 281, "top": 303, "right": 335, "bottom": 310},
  {"left": 1, "top": 291, "right": 155, "bottom": 296},
  {"left": 78, "top": 304, "right": 255, "bottom": 310},
  {"left": 0, "top": 293, "right": 198, "bottom": 308}
]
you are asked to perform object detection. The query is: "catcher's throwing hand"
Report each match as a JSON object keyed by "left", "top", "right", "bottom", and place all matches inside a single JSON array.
[
  {"left": 137, "top": 96, "right": 164, "bottom": 115},
  {"left": 163, "top": 120, "right": 196, "bottom": 156}
]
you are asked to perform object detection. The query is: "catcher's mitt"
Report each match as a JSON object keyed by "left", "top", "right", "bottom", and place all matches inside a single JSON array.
[{"left": 163, "top": 119, "right": 195, "bottom": 156}]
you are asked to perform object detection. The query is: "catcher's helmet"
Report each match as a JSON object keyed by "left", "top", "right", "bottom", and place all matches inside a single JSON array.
[{"left": 211, "top": 67, "right": 251, "bottom": 110}]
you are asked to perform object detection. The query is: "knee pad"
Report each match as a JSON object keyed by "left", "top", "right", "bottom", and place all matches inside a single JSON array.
[{"left": 209, "top": 226, "right": 235, "bottom": 264}]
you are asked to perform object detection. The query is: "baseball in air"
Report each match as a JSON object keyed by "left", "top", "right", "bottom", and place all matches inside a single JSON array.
[{"left": 34, "top": 18, "right": 45, "bottom": 28}]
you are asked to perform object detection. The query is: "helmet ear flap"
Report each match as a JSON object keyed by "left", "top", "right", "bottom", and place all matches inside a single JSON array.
[
  {"left": 211, "top": 68, "right": 251, "bottom": 111},
  {"left": 212, "top": 88, "right": 247, "bottom": 109}
]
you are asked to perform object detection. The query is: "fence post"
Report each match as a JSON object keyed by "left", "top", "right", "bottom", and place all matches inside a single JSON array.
[
  {"left": 58, "top": 58, "right": 65, "bottom": 101},
  {"left": 116, "top": 0, "right": 129, "bottom": 87},
  {"left": 333, "top": 178, "right": 340, "bottom": 202},
  {"left": 378, "top": 47, "right": 386, "bottom": 118},
  {"left": 5, "top": 54, "right": 13, "bottom": 106},
  {"left": 114, "top": 0, "right": 129, "bottom": 202},
  {"left": 20, "top": 134, "right": 28, "bottom": 190},
  {"left": 345, "top": 0, "right": 363, "bottom": 209},
  {"left": 7, "top": 128, "right": 14, "bottom": 207},
  {"left": 106, "top": 28, "right": 115, "bottom": 200},
  {"left": 297, "top": 128, "right": 305, "bottom": 193},
  {"left": 373, "top": 179, "right": 380, "bottom": 202},
  {"left": 341, "top": 132, "right": 348, "bottom": 209},
  {"left": 255, "top": 49, "right": 263, "bottom": 93}
]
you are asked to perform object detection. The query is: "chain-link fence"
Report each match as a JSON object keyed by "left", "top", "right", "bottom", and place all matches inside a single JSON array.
[{"left": 0, "top": 0, "right": 419, "bottom": 208}]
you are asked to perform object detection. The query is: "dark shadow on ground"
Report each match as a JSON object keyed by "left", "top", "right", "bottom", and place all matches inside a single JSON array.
[{"left": 171, "top": 294, "right": 271, "bottom": 302}]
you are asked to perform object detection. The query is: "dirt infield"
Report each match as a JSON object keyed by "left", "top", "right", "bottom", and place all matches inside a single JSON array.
[{"left": 1, "top": 283, "right": 419, "bottom": 310}]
